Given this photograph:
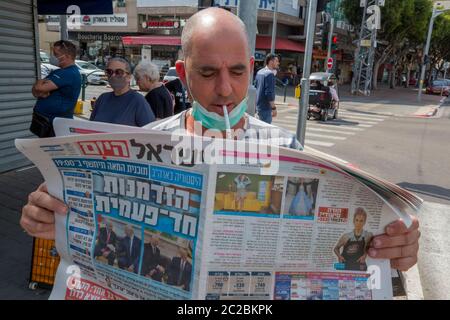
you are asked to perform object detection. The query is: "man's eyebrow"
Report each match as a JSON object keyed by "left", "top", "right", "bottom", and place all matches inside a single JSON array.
[
  {"left": 229, "top": 64, "right": 247, "bottom": 71},
  {"left": 196, "top": 64, "right": 247, "bottom": 72}
]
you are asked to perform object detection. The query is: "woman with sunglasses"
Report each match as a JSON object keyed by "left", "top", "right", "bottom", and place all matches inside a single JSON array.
[{"left": 89, "top": 57, "right": 155, "bottom": 126}]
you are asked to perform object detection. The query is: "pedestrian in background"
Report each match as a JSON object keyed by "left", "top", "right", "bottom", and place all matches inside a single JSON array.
[
  {"left": 30, "top": 40, "right": 81, "bottom": 137},
  {"left": 134, "top": 61, "right": 174, "bottom": 120},
  {"left": 254, "top": 53, "right": 279, "bottom": 124},
  {"left": 165, "top": 78, "right": 190, "bottom": 115},
  {"left": 90, "top": 57, "right": 155, "bottom": 126}
]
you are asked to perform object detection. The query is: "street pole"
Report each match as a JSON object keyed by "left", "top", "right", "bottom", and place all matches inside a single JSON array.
[
  {"left": 238, "top": 0, "right": 259, "bottom": 116},
  {"left": 270, "top": 0, "right": 279, "bottom": 54},
  {"left": 60, "top": 15, "right": 68, "bottom": 40},
  {"left": 441, "top": 67, "right": 448, "bottom": 96},
  {"left": 418, "top": 6, "right": 436, "bottom": 102},
  {"left": 326, "top": 17, "right": 335, "bottom": 73},
  {"left": 296, "top": 0, "right": 318, "bottom": 145}
]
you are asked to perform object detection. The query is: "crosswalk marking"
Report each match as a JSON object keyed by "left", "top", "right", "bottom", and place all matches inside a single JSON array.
[
  {"left": 340, "top": 119, "right": 379, "bottom": 125},
  {"left": 339, "top": 112, "right": 386, "bottom": 122},
  {"left": 304, "top": 140, "right": 335, "bottom": 147},
  {"left": 306, "top": 133, "right": 347, "bottom": 140},
  {"left": 339, "top": 110, "right": 391, "bottom": 119},
  {"left": 270, "top": 109, "right": 389, "bottom": 148},
  {"left": 305, "top": 122, "right": 366, "bottom": 131},
  {"left": 306, "top": 127, "right": 356, "bottom": 135},
  {"left": 338, "top": 115, "right": 384, "bottom": 122}
]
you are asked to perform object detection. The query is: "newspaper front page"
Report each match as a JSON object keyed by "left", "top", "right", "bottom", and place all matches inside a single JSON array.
[{"left": 15, "top": 119, "right": 406, "bottom": 300}]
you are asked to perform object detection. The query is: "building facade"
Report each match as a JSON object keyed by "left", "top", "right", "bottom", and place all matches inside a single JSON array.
[{"left": 46, "top": 0, "right": 308, "bottom": 76}]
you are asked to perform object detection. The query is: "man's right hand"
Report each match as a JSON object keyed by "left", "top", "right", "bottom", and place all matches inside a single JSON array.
[{"left": 21, "top": 183, "right": 68, "bottom": 240}]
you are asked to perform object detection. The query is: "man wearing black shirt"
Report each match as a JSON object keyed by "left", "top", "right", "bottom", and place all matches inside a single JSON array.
[
  {"left": 165, "top": 78, "right": 191, "bottom": 115},
  {"left": 134, "top": 61, "right": 174, "bottom": 120}
]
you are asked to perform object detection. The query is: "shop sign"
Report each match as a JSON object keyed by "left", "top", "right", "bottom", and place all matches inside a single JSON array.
[
  {"left": 47, "top": 14, "right": 127, "bottom": 27},
  {"left": 71, "top": 32, "right": 124, "bottom": 42},
  {"left": 142, "top": 20, "right": 180, "bottom": 29},
  {"left": 137, "top": 0, "right": 198, "bottom": 7},
  {"left": 212, "top": 0, "right": 300, "bottom": 18}
]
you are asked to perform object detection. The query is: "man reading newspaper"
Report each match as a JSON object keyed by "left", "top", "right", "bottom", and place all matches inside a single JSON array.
[{"left": 20, "top": 7, "right": 419, "bottom": 286}]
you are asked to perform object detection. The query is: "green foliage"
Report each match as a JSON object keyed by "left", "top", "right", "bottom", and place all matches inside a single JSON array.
[
  {"left": 431, "top": 12, "right": 450, "bottom": 62},
  {"left": 342, "top": 0, "right": 432, "bottom": 45}
]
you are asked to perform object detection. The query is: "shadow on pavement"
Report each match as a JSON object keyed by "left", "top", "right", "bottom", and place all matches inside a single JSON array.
[{"left": 397, "top": 182, "right": 450, "bottom": 203}]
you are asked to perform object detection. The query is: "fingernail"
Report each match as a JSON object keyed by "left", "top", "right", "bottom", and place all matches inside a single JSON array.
[
  {"left": 57, "top": 206, "right": 69, "bottom": 215},
  {"left": 369, "top": 249, "right": 377, "bottom": 257},
  {"left": 374, "top": 240, "right": 381, "bottom": 248},
  {"left": 387, "top": 227, "right": 394, "bottom": 234}
]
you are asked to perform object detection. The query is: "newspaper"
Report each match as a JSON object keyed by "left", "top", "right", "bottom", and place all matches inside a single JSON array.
[{"left": 14, "top": 118, "right": 421, "bottom": 300}]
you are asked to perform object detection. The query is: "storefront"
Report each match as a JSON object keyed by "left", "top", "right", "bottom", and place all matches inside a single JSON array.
[
  {"left": 255, "top": 35, "right": 305, "bottom": 84},
  {"left": 69, "top": 32, "right": 138, "bottom": 67},
  {"left": 121, "top": 35, "right": 182, "bottom": 71},
  {"left": 0, "top": 0, "right": 40, "bottom": 172}
]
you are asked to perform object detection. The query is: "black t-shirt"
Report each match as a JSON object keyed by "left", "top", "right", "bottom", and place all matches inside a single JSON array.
[
  {"left": 164, "top": 78, "right": 191, "bottom": 114},
  {"left": 145, "top": 85, "right": 174, "bottom": 120}
]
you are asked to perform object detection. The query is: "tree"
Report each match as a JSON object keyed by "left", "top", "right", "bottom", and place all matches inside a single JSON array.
[
  {"left": 429, "top": 13, "right": 450, "bottom": 81},
  {"left": 342, "top": 0, "right": 432, "bottom": 89}
]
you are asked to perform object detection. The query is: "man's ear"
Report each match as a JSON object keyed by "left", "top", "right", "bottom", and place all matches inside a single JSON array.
[
  {"left": 249, "top": 56, "right": 255, "bottom": 75},
  {"left": 175, "top": 60, "right": 187, "bottom": 86}
]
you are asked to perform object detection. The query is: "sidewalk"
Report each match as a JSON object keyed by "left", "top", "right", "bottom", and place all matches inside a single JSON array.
[
  {"left": 275, "top": 84, "right": 445, "bottom": 117},
  {"left": 0, "top": 166, "right": 50, "bottom": 299}
]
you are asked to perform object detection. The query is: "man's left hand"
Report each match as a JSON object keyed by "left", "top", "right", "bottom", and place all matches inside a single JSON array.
[
  {"left": 272, "top": 109, "right": 277, "bottom": 118},
  {"left": 368, "top": 216, "right": 420, "bottom": 271}
]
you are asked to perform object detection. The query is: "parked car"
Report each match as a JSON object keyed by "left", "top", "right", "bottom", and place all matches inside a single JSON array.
[
  {"left": 75, "top": 60, "right": 108, "bottom": 85},
  {"left": 426, "top": 79, "right": 450, "bottom": 96},
  {"left": 409, "top": 77, "right": 418, "bottom": 86},
  {"left": 163, "top": 67, "right": 179, "bottom": 84},
  {"left": 40, "top": 50, "right": 59, "bottom": 78}
]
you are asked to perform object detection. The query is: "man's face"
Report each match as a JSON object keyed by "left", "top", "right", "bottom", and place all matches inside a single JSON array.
[
  {"left": 52, "top": 46, "right": 66, "bottom": 66},
  {"left": 272, "top": 57, "right": 280, "bottom": 70},
  {"left": 354, "top": 215, "right": 366, "bottom": 230},
  {"left": 106, "top": 221, "right": 113, "bottom": 231},
  {"left": 179, "top": 31, "right": 254, "bottom": 116}
]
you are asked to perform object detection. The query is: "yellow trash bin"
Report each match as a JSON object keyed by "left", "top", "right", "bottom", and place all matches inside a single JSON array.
[
  {"left": 74, "top": 100, "right": 84, "bottom": 115},
  {"left": 295, "top": 85, "right": 301, "bottom": 99}
]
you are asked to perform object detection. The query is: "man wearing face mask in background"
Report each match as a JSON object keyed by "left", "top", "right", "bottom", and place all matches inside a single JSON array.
[
  {"left": 89, "top": 57, "right": 155, "bottom": 127},
  {"left": 21, "top": 8, "right": 421, "bottom": 275},
  {"left": 31, "top": 40, "right": 81, "bottom": 137}
]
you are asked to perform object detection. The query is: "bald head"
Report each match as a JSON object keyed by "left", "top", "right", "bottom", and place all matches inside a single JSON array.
[{"left": 181, "top": 7, "right": 250, "bottom": 58}]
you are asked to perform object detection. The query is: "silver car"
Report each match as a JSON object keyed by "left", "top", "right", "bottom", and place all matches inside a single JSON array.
[{"left": 75, "top": 60, "right": 108, "bottom": 85}]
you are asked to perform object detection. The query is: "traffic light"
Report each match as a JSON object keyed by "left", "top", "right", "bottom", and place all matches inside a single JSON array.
[
  {"left": 316, "top": 20, "right": 330, "bottom": 51},
  {"left": 331, "top": 35, "right": 338, "bottom": 50}
]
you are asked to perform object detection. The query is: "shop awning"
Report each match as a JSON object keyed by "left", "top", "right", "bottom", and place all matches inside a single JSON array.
[
  {"left": 256, "top": 36, "right": 305, "bottom": 53},
  {"left": 37, "top": 0, "right": 113, "bottom": 14},
  {"left": 122, "top": 36, "right": 182, "bottom": 46},
  {"left": 121, "top": 35, "right": 305, "bottom": 53}
]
